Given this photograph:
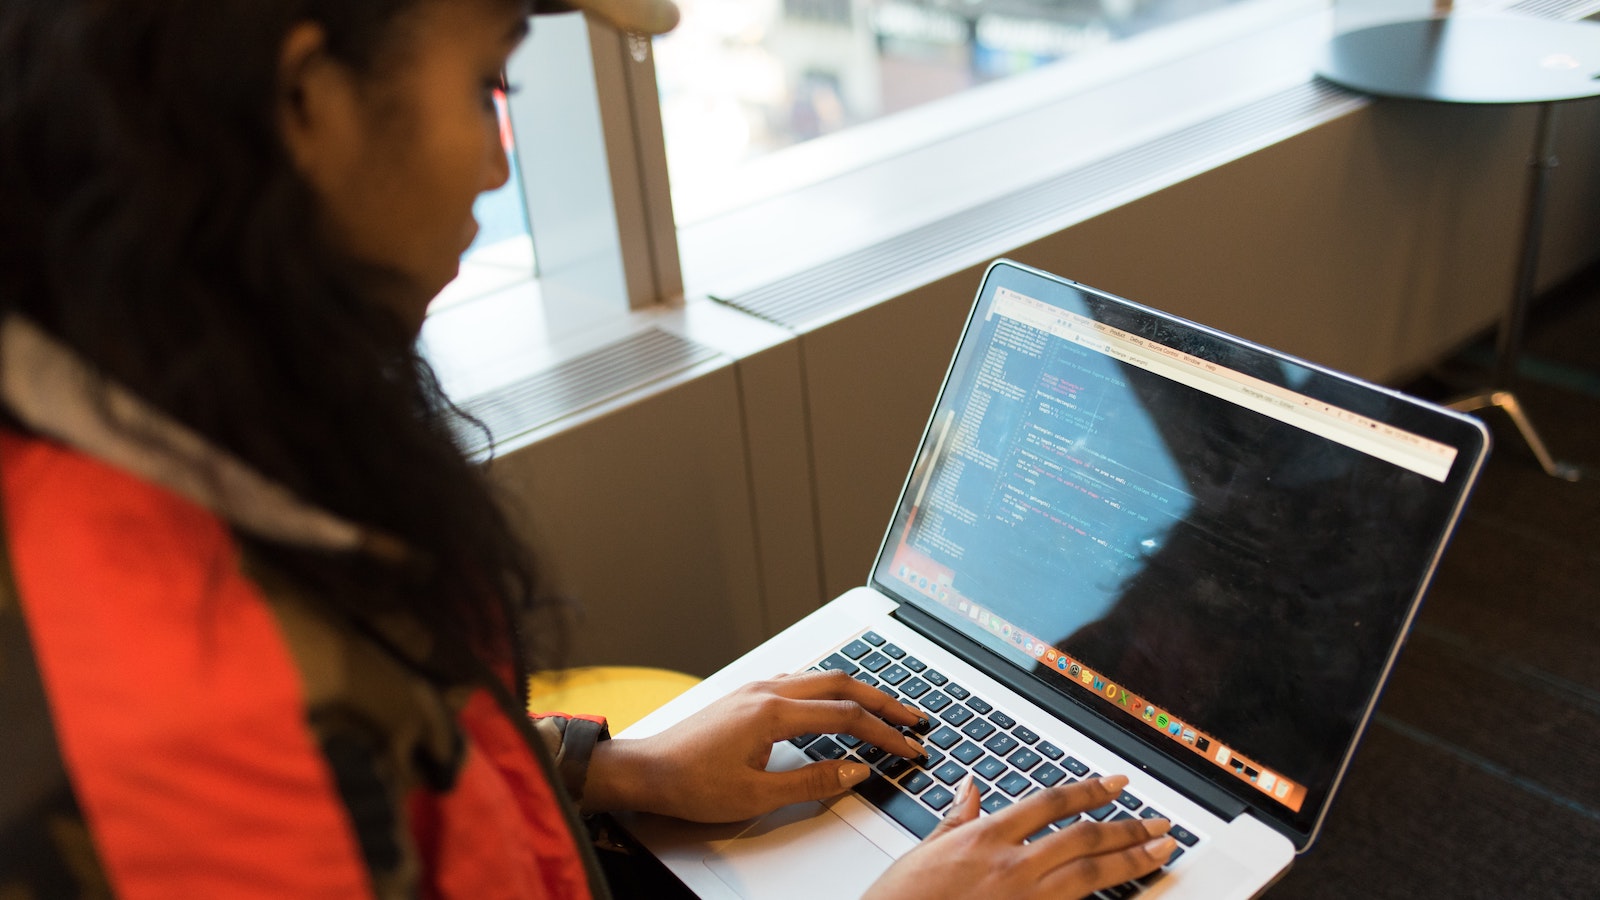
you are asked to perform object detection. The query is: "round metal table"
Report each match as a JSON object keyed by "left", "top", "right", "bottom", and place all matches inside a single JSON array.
[{"left": 1319, "top": 15, "right": 1600, "bottom": 481}]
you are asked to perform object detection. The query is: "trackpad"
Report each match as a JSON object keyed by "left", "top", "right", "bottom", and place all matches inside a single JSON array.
[{"left": 703, "top": 801, "right": 894, "bottom": 899}]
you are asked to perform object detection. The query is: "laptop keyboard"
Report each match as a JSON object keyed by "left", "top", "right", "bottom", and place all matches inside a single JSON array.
[{"left": 789, "top": 630, "right": 1203, "bottom": 898}]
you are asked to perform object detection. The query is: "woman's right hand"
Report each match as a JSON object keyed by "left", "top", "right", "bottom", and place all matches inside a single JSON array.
[{"left": 863, "top": 775, "right": 1175, "bottom": 900}]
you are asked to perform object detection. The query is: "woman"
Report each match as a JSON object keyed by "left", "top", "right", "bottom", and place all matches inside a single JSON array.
[{"left": 0, "top": 0, "right": 1175, "bottom": 896}]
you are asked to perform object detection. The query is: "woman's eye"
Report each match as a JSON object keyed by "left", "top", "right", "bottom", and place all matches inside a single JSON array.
[{"left": 484, "top": 70, "right": 519, "bottom": 111}]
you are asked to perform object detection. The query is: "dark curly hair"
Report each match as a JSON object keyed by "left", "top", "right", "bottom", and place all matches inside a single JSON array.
[{"left": 0, "top": 0, "right": 557, "bottom": 692}]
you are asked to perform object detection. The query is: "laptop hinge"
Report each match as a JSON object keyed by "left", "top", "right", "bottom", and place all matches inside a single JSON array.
[{"left": 893, "top": 604, "right": 1248, "bottom": 823}]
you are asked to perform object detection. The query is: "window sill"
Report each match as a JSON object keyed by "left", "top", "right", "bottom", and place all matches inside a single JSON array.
[{"left": 421, "top": 278, "right": 792, "bottom": 456}]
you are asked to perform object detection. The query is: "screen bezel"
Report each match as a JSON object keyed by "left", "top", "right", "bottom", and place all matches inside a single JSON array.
[{"left": 867, "top": 259, "right": 1489, "bottom": 849}]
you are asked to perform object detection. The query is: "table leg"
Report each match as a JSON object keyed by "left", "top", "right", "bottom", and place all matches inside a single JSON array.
[
  {"left": 1451, "top": 101, "right": 1581, "bottom": 482},
  {"left": 1448, "top": 390, "right": 1581, "bottom": 481}
]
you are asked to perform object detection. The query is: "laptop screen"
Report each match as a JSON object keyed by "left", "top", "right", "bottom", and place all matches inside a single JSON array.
[{"left": 870, "top": 261, "right": 1486, "bottom": 840}]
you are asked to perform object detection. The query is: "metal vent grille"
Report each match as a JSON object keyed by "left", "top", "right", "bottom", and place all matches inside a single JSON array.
[
  {"left": 453, "top": 328, "right": 720, "bottom": 453},
  {"left": 1506, "top": 0, "right": 1600, "bottom": 19},
  {"left": 716, "top": 79, "right": 1363, "bottom": 329}
]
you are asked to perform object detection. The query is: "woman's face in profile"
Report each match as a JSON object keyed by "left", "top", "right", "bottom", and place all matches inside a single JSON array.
[{"left": 282, "top": 0, "right": 528, "bottom": 330}]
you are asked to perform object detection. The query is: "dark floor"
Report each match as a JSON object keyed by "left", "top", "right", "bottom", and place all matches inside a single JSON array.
[{"left": 1272, "top": 269, "right": 1600, "bottom": 899}]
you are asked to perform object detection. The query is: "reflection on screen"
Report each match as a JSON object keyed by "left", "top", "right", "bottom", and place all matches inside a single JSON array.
[{"left": 877, "top": 282, "right": 1462, "bottom": 815}]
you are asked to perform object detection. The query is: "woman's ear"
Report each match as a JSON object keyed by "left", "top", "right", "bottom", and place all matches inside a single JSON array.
[{"left": 276, "top": 22, "right": 361, "bottom": 191}]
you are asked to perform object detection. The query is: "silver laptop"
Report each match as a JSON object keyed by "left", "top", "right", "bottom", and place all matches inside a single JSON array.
[{"left": 617, "top": 260, "right": 1489, "bottom": 899}]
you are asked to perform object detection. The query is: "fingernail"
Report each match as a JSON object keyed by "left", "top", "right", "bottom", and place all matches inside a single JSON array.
[
  {"left": 839, "top": 763, "right": 871, "bottom": 789},
  {"left": 954, "top": 774, "right": 976, "bottom": 805},
  {"left": 903, "top": 736, "right": 927, "bottom": 757},
  {"left": 1143, "top": 818, "right": 1171, "bottom": 838},
  {"left": 1144, "top": 836, "right": 1177, "bottom": 859},
  {"left": 901, "top": 703, "right": 922, "bottom": 719},
  {"left": 1102, "top": 775, "right": 1129, "bottom": 792}
]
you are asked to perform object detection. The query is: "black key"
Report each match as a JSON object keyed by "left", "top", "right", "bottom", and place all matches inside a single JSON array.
[
  {"left": 901, "top": 771, "right": 934, "bottom": 795},
  {"left": 989, "top": 711, "right": 1016, "bottom": 729},
  {"left": 806, "top": 737, "right": 846, "bottom": 761},
  {"left": 1085, "top": 802, "right": 1118, "bottom": 821},
  {"left": 855, "top": 775, "right": 938, "bottom": 838},
  {"left": 907, "top": 716, "right": 934, "bottom": 736},
  {"left": 972, "top": 779, "right": 992, "bottom": 797},
  {"left": 1139, "top": 807, "right": 1165, "bottom": 821},
  {"left": 882, "top": 643, "right": 907, "bottom": 660},
  {"left": 899, "top": 677, "right": 930, "bottom": 699},
  {"left": 1062, "top": 756, "right": 1091, "bottom": 777},
  {"left": 1169, "top": 823, "right": 1199, "bottom": 847},
  {"left": 928, "top": 726, "right": 963, "bottom": 750},
  {"left": 1036, "top": 740, "right": 1064, "bottom": 760},
  {"left": 1032, "top": 763, "right": 1066, "bottom": 787},
  {"left": 951, "top": 741, "right": 984, "bottom": 765},
  {"left": 923, "top": 669, "right": 949, "bottom": 687},
  {"left": 923, "top": 747, "right": 946, "bottom": 770},
  {"left": 1008, "top": 748, "right": 1042, "bottom": 772},
  {"left": 920, "top": 691, "right": 953, "bottom": 713},
  {"left": 1053, "top": 814, "right": 1080, "bottom": 830},
  {"left": 961, "top": 719, "right": 996, "bottom": 741},
  {"left": 944, "top": 683, "right": 970, "bottom": 700},
  {"left": 966, "top": 696, "right": 993, "bottom": 715},
  {"left": 862, "top": 631, "right": 886, "bottom": 646},
  {"left": 983, "top": 733, "right": 1018, "bottom": 756},
  {"left": 974, "top": 757, "right": 1007, "bottom": 780},
  {"left": 1025, "top": 827, "right": 1055, "bottom": 844},
  {"left": 880, "top": 665, "right": 911, "bottom": 685},
  {"left": 789, "top": 733, "right": 820, "bottom": 748},
  {"left": 980, "top": 793, "right": 1013, "bottom": 814},
  {"left": 940, "top": 705, "right": 973, "bottom": 726},
  {"left": 932, "top": 761, "right": 967, "bottom": 785},
  {"left": 860, "top": 746, "right": 886, "bottom": 764},
  {"left": 997, "top": 772, "right": 1033, "bottom": 797},
  {"left": 860, "top": 651, "right": 890, "bottom": 672},
  {"left": 837, "top": 734, "right": 862, "bottom": 749},
  {"left": 903, "top": 656, "right": 927, "bottom": 673},
  {"left": 1097, "top": 882, "right": 1138, "bottom": 899},
  {"left": 839, "top": 639, "right": 872, "bottom": 660},
  {"left": 1012, "top": 725, "right": 1039, "bottom": 744},
  {"left": 922, "top": 786, "right": 955, "bottom": 811},
  {"left": 879, "top": 756, "right": 913, "bottom": 779},
  {"left": 853, "top": 672, "right": 879, "bottom": 687},
  {"left": 1165, "top": 846, "right": 1185, "bottom": 867},
  {"left": 1111, "top": 810, "right": 1135, "bottom": 822},
  {"left": 818, "top": 653, "right": 859, "bottom": 676},
  {"left": 1117, "top": 791, "right": 1144, "bottom": 811}
]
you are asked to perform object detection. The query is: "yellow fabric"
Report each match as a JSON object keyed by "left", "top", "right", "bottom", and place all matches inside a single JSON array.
[{"left": 527, "top": 666, "right": 701, "bottom": 732}]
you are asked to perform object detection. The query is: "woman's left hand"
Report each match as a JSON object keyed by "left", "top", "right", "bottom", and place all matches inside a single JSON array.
[{"left": 580, "top": 670, "right": 928, "bottom": 822}]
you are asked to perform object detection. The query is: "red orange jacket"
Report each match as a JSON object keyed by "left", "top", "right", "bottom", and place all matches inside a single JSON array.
[{"left": 0, "top": 318, "right": 610, "bottom": 898}]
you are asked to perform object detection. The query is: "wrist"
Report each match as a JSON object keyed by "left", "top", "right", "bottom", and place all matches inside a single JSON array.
[{"left": 579, "top": 737, "right": 659, "bottom": 815}]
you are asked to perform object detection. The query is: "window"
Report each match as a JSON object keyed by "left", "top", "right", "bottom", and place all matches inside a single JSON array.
[
  {"left": 430, "top": 0, "right": 1348, "bottom": 333},
  {"left": 656, "top": 0, "right": 1270, "bottom": 225},
  {"left": 430, "top": 0, "right": 1524, "bottom": 329},
  {"left": 660, "top": 0, "right": 1340, "bottom": 299}
]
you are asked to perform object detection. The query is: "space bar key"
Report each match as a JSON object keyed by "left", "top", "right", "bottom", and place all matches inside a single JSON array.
[{"left": 854, "top": 775, "right": 939, "bottom": 839}]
